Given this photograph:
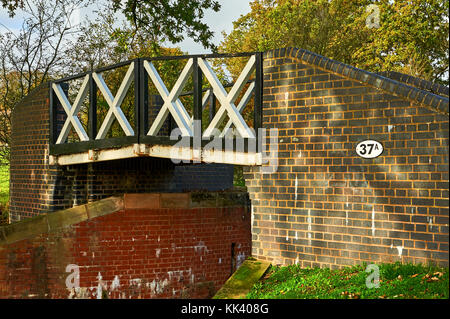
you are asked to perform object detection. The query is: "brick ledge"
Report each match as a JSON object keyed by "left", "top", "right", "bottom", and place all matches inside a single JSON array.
[
  {"left": 1, "top": 190, "right": 249, "bottom": 245},
  {"left": 265, "top": 47, "right": 449, "bottom": 115}
]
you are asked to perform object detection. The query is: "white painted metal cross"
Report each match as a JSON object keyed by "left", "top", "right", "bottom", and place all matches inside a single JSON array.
[
  {"left": 220, "top": 81, "right": 255, "bottom": 138},
  {"left": 144, "top": 59, "right": 194, "bottom": 137},
  {"left": 93, "top": 63, "right": 135, "bottom": 140},
  {"left": 52, "top": 75, "right": 90, "bottom": 144},
  {"left": 199, "top": 55, "right": 256, "bottom": 139}
]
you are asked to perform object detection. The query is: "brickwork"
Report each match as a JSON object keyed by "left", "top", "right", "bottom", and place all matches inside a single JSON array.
[
  {"left": 9, "top": 83, "right": 52, "bottom": 221},
  {"left": 0, "top": 192, "right": 251, "bottom": 299},
  {"left": 244, "top": 48, "right": 449, "bottom": 268},
  {"left": 9, "top": 47, "right": 449, "bottom": 271},
  {"left": 52, "top": 159, "right": 234, "bottom": 209},
  {"left": 377, "top": 71, "right": 449, "bottom": 98}
]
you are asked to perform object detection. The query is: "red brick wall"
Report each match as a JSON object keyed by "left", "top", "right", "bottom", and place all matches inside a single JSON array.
[
  {"left": 0, "top": 192, "right": 251, "bottom": 299},
  {"left": 244, "top": 48, "right": 449, "bottom": 268}
]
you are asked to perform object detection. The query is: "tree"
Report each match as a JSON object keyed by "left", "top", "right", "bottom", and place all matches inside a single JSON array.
[
  {"left": 110, "top": 0, "right": 221, "bottom": 50},
  {"left": 1, "top": 0, "right": 24, "bottom": 16},
  {"left": 0, "top": 0, "right": 90, "bottom": 162},
  {"left": 65, "top": 6, "right": 190, "bottom": 141},
  {"left": 1, "top": 0, "right": 222, "bottom": 161},
  {"left": 66, "top": 5, "right": 187, "bottom": 77},
  {"left": 220, "top": 0, "right": 449, "bottom": 84},
  {"left": 350, "top": 0, "right": 449, "bottom": 83},
  {"left": 2, "top": 0, "right": 222, "bottom": 50}
]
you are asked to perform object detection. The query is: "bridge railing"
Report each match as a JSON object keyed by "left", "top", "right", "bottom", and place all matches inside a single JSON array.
[{"left": 49, "top": 52, "right": 262, "bottom": 157}]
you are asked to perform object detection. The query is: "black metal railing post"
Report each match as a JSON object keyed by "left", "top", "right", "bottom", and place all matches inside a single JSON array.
[
  {"left": 254, "top": 52, "right": 263, "bottom": 132},
  {"left": 49, "top": 82, "right": 69, "bottom": 146},
  {"left": 88, "top": 72, "right": 97, "bottom": 140},
  {"left": 133, "top": 58, "right": 141, "bottom": 140},
  {"left": 139, "top": 59, "right": 148, "bottom": 141},
  {"left": 254, "top": 52, "right": 263, "bottom": 151},
  {"left": 208, "top": 89, "right": 216, "bottom": 123},
  {"left": 49, "top": 82, "right": 57, "bottom": 146},
  {"left": 193, "top": 57, "right": 203, "bottom": 142}
]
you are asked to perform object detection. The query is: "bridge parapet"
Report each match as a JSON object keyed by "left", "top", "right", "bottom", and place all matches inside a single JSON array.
[{"left": 49, "top": 53, "right": 264, "bottom": 166}]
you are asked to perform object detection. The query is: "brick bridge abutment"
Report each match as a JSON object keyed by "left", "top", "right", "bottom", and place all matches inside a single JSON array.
[{"left": 3, "top": 47, "right": 449, "bottom": 298}]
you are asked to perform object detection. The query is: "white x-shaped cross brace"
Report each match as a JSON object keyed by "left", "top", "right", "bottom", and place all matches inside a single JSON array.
[
  {"left": 144, "top": 59, "right": 194, "bottom": 137},
  {"left": 220, "top": 81, "right": 255, "bottom": 138},
  {"left": 93, "top": 63, "right": 135, "bottom": 140},
  {"left": 53, "top": 75, "right": 90, "bottom": 144},
  {"left": 199, "top": 55, "right": 256, "bottom": 139}
]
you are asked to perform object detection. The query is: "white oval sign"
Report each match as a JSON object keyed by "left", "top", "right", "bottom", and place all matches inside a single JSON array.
[{"left": 356, "top": 140, "right": 383, "bottom": 159}]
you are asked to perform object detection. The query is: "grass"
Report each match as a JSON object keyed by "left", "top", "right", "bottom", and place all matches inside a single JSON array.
[
  {"left": 0, "top": 163, "right": 9, "bottom": 204},
  {"left": 245, "top": 262, "right": 449, "bottom": 299},
  {"left": 0, "top": 161, "right": 9, "bottom": 224}
]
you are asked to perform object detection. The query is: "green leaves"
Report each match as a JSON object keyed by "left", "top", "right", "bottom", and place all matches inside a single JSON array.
[
  {"left": 110, "top": 0, "right": 221, "bottom": 50},
  {"left": 220, "top": 0, "right": 449, "bottom": 85},
  {"left": 0, "top": 0, "right": 24, "bottom": 17}
]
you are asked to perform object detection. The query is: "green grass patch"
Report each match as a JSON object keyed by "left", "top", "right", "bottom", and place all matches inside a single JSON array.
[
  {"left": 0, "top": 163, "right": 9, "bottom": 205},
  {"left": 245, "top": 262, "right": 449, "bottom": 299},
  {"left": 0, "top": 161, "right": 9, "bottom": 224}
]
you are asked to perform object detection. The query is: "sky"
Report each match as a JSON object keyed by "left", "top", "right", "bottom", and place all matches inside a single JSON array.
[
  {"left": 0, "top": 0, "right": 253, "bottom": 54},
  {"left": 172, "top": 0, "right": 253, "bottom": 54}
]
